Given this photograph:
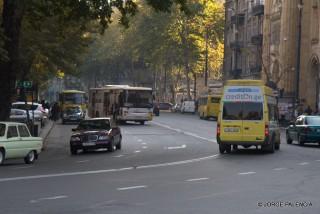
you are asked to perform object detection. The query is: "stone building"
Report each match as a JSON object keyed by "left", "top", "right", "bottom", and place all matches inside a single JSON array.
[
  {"left": 224, "top": 0, "right": 265, "bottom": 80},
  {"left": 299, "top": 0, "right": 320, "bottom": 111}
]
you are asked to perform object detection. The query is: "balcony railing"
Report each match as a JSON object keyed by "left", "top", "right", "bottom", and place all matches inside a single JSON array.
[
  {"left": 230, "top": 41, "right": 244, "bottom": 50},
  {"left": 251, "top": 34, "right": 263, "bottom": 46},
  {"left": 230, "top": 13, "right": 245, "bottom": 25},
  {"left": 252, "top": 2, "right": 264, "bottom": 16}
]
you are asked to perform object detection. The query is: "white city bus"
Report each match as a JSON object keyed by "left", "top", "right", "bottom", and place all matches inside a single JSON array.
[{"left": 88, "top": 85, "right": 153, "bottom": 124}]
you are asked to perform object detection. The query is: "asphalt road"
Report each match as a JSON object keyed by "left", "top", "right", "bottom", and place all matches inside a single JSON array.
[{"left": 1, "top": 112, "right": 320, "bottom": 214}]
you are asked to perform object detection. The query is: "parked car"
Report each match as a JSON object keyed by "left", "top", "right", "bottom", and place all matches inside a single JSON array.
[
  {"left": 181, "top": 101, "right": 195, "bottom": 114},
  {"left": 0, "top": 122, "right": 43, "bottom": 165},
  {"left": 11, "top": 102, "right": 48, "bottom": 127},
  {"left": 70, "top": 118, "right": 122, "bottom": 155},
  {"left": 10, "top": 109, "right": 42, "bottom": 124},
  {"left": 286, "top": 115, "right": 320, "bottom": 146},
  {"left": 158, "top": 102, "right": 173, "bottom": 111},
  {"left": 62, "top": 106, "right": 85, "bottom": 124}
]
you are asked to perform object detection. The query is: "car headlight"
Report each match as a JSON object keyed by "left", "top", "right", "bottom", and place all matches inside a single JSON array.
[
  {"left": 98, "top": 135, "right": 110, "bottom": 141},
  {"left": 71, "top": 136, "right": 81, "bottom": 141}
]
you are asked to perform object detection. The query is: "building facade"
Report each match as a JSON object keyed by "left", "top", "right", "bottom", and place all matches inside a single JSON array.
[{"left": 224, "top": 0, "right": 265, "bottom": 80}]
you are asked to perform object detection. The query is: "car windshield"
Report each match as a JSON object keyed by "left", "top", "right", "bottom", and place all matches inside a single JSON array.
[
  {"left": 77, "top": 120, "right": 110, "bottom": 130},
  {"left": 305, "top": 117, "right": 320, "bottom": 125},
  {"left": 0, "top": 124, "right": 5, "bottom": 137},
  {"left": 66, "top": 107, "right": 81, "bottom": 114}
]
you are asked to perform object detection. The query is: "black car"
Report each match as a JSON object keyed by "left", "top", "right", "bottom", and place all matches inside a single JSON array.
[{"left": 70, "top": 118, "right": 122, "bottom": 155}]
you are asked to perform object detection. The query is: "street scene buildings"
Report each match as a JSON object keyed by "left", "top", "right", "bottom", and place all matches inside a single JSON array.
[{"left": 224, "top": 0, "right": 320, "bottom": 118}]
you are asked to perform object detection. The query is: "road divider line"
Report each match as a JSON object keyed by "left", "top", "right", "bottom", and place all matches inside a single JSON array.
[
  {"left": 186, "top": 177, "right": 209, "bottom": 182},
  {"left": 238, "top": 172, "right": 256, "bottom": 175},
  {"left": 315, "top": 160, "right": 320, "bottom": 162},
  {"left": 113, "top": 155, "right": 124, "bottom": 158},
  {"left": 117, "top": 185, "right": 147, "bottom": 191},
  {"left": 141, "top": 142, "right": 147, "bottom": 145},
  {"left": 298, "top": 162, "right": 309, "bottom": 166},
  {"left": 167, "top": 144, "right": 186, "bottom": 150},
  {"left": 273, "top": 168, "right": 287, "bottom": 171},
  {"left": 134, "top": 150, "right": 141, "bottom": 153},
  {"left": 151, "top": 121, "right": 216, "bottom": 143},
  {"left": 30, "top": 195, "right": 68, "bottom": 203},
  {"left": 0, "top": 155, "right": 219, "bottom": 183},
  {"left": 76, "top": 160, "right": 90, "bottom": 163},
  {"left": 142, "top": 146, "right": 148, "bottom": 149}
]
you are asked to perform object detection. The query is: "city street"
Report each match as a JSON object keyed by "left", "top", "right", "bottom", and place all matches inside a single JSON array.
[{"left": 0, "top": 112, "right": 320, "bottom": 214}]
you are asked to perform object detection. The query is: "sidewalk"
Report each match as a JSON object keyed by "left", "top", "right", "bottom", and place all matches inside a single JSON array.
[{"left": 39, "top": 120, "right": 55, "bottom": 150}]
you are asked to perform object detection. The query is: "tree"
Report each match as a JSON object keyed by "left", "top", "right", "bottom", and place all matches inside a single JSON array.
[{"left": 0, "top": 0, "right": 188, "bottom": 120}]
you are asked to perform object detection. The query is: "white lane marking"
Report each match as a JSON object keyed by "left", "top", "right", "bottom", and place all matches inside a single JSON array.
[
  {"left": 141, "top": 142, "right": 147, "bottom": 145},
  {"left": 238, "top": 172, "right": 256, "bottom": 175},
  {"left": 113, "top": 155, "right": 124, "bottom": 158},
  {"left": 167, "top": 144, "right": 186, "bottom": 150},
  {"left": 298, "top": 162, "right": 310, "bottom": 166},
  {"left": 186, "top": 177, "right": 209, "bottom": 182},
  {"left": 117, "top": 185, "right": 147, "bottom": 191},
  {"left": 137, "top": 139, "right": 143, "bottom": 142},
  {"left": 151, "top": 121, "right": 216, "bottom": 143},
  {"left": 142, "top": 146, "right": 148, "bottom": 149},
  {"left": 315, "top": 160, "right": 320, "bottom": 162},
  {"left": 0, "top": 154, "right": 219, "bottom": 183},
  {"left": 137, "top": 154, "right": 219, "bottom": 169},
  {"left": 12, "top": 166, "right": 34, "bottom": 170},
  {"left": 76, "top": 160, "right": 90, "bottom": 163},
  {"left": 273, "top": 167, "right": 287, "bottom": 171},
  {"left": 134, "top": 150, "right": 141, "bottom": 153},
  {"left": 30, "top": 195, "right": 68, "bottom": 203}
]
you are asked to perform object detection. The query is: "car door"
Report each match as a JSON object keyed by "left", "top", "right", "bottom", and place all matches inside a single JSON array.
[
  {"left": 18, "top": 125, "right": 35, "bottom": 155},
  {"left": 4, "top": 125, "right": 25, "bottom": 158}
]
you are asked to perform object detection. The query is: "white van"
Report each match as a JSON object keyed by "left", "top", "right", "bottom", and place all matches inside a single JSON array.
[{"left": 181, "top": 101, "right": 195, "bottom": 114}]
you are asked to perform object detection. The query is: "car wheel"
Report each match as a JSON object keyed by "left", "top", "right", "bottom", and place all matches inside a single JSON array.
[
  {"left": 108, "top": 139, "right": 116, "bottom": 153},
  {"left": 140, "top": 121, "right": 145, "bottom": 125},
  {"left": 225, "top": 145, "right": 232, "bottom": 153},
  {"left": 263, "top": 136, "right": 275, "bottom": 153},
  {"left": 298, "top": 135, "right": 304, "bottom": 146},
  {"left": 232, "top": 145, "right": 238, "bottom": 150},
  {"left": 286, "top": 133, "right": 292, "bottom": 144},
  {"left": 24, "top": 150, "right": 36, "bottom": 164},
  {"left": 62, "top": 120, "right": 65, "bottom": 125},
  {"left": 116, "top": 136, "right": 122, "bottom": 150},
  {"left": 0, "top": 149, "right": 5, "bottom": 165},
  {"left": 70, "top": 147, "right": 77, "bottom": 155},
  {"left": 219, "top": 144, "right": 226, "bottom": 154}
]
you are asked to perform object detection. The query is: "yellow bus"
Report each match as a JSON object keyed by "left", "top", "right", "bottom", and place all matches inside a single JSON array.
[
  {"left": 198, "top": 95, "right": 221, "bottom": 120},
  {"left": 59, "top": 90, "right": 87, "bottom": 113},
  {"left": 217, "top": 80, "right": 280, "bottom": 154}
]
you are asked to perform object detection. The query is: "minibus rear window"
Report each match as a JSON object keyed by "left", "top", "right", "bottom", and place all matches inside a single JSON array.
[
  {"left": 211, "top": 98, "right": 220, "bottom": 103},
  {"left": 242, "top": 102, "right": 263, "bottom": 120},
  {"left": 223, "top": 102, "right": 242, "bottom": 120},
  {"left": 222, "top": 102, "right": 263, "bottom": 120}
]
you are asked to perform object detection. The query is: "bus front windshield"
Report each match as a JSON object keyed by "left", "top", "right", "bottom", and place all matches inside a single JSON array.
[
  {"left": 125, "top": 90, "right": 153, "bottom": 108},
  {"left": 62, "top": 93, "right": 84, "bottom": 105}
]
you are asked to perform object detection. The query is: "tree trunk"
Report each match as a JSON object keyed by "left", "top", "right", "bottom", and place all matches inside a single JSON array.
[{"left": 0, "top": 0, "right": 26, "bottom": 120}]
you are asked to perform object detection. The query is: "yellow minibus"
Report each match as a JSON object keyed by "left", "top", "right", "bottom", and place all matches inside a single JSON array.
[{"left": 217, "top": 80, "right": 280, "bottom": 154}]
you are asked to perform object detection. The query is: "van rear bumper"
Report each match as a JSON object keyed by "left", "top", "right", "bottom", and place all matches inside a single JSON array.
[{"left": 217, "top": 136, "right": 269, "bottom": 145}]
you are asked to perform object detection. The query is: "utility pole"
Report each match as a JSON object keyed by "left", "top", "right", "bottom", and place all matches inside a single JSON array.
[
  {"left": 294, "top": 0, "right": 303, "bottom": 118},
  {"left": 205, "top": 27, "right": 208, "bottom": 87}
]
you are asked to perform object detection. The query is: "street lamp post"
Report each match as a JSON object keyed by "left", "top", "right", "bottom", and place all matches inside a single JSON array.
[{"left": 294, "top": 0, "right": 303, "bottom": 118}]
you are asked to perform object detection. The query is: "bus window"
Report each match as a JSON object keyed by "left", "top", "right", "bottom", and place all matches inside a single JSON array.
[
  {"left": 242, "top": 102, "right": 263, "bottom": 120},
  {"left": 223, "top": 102, "right": 242, "bottom": 120}
]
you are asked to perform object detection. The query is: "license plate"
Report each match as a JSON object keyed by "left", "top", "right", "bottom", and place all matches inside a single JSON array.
[
  {"left": 82, "top": 142, "right": 96, "bottom": 146},
  {"left": 224, "top": 127, "right": 240, "bottom": 133}
]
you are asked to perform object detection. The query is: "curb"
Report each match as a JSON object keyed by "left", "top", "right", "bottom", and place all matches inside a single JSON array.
[{"left": 41, "top": 121, "right": 55, "bottom": 151}]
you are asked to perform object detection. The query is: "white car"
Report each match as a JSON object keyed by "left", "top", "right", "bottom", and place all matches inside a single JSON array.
[
  {"left": 181, "top": 101, "right": 196, "bottom": 114},
  {"left": 11, "top": 102, "right": 48, "bottom": 127}
]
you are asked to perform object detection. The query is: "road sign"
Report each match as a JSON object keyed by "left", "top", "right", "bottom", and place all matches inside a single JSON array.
[{"left": 16, "top": 81, "right": 33, "bottom": 89}]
